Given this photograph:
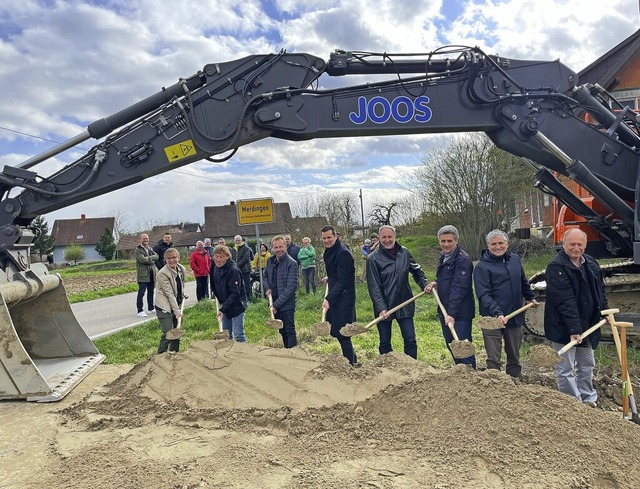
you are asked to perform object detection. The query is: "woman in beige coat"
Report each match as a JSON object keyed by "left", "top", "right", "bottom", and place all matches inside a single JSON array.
[{"left": 155, "top": 247, "right": 187, "bottom": 353}]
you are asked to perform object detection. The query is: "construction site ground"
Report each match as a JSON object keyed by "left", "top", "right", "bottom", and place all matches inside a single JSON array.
[{"left": 2, "top": 340, "right": 640, "bottom": 489}]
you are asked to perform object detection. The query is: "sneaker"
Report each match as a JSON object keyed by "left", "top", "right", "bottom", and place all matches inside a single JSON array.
[
  {"left": 583, "top": 401, "right": 597, "bottom": 408},
  {"left": 148, "top": 308, "right": 156, "bottom": 314},
  {"left": 137, "top": 311, "right": 147, "bottom": 317}
]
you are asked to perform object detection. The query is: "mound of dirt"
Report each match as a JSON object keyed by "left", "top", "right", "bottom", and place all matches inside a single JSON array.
[{"left": 4, "top": 340, "right": 635, "bottom": 488}]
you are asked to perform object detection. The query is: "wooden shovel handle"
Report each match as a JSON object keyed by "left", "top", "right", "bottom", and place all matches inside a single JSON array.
[
  {"left": 361, "top": 291, "right": 427, "bottom": 331},
  {"left": 214, "top": 296, "right": 223, "bottom": 332},
  {"left": 268, "top": 294, "right": 276, "bottom": 320},
  {"left": 504, "top": 302, "right": 534, "bottom": 321},
  {"left": 176, "top": 299, "right": 186, "bottom": 329},
  {"left": 557, "top": 318, "right": 607, "bottom": 355},
  {"left": 321, "top": 283, "right": 329, "bottom": 322},
  {"left": 432, "top": 288, "right": 459, "bottom": 341}
]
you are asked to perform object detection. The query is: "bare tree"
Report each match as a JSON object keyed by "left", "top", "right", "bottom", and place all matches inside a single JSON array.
[
  {"left": 369, "top": 202, "right": 399, "bottom": 227},
  {"left": 408, "top": 133, "right": 532, "bottom": 259},
  {"left": 319, "top": 192, "right": 358, "bottom": 237}
]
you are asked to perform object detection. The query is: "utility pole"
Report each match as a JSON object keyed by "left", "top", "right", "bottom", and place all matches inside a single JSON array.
[{"left": 359, "top": 189, "right": 366, "bottom": 240}]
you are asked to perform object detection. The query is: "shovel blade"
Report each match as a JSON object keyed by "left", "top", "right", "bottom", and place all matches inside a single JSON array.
[
  {"left": 313, "top": 321, "right": 331, "bottom": 336},
  {"left": 166, "top": 328, "right": 184, "bottom": 340},
  {"left": 477, "top": 316, "right": 504, "bottom": 330},
  {"left": 449, "top": 340, "right": 475, "bottom": 359},
  {"left": 339, "top": 322, "right": 367, "bottom": 337}
]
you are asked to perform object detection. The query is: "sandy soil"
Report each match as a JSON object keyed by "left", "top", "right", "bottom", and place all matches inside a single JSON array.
[{"left": 2, "top": 340, "right": 640, "bottom": 489}]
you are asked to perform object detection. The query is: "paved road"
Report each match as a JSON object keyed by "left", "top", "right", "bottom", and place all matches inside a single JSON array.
[{"left": 71, "top": 281, "right": 197, "bottom": 340}]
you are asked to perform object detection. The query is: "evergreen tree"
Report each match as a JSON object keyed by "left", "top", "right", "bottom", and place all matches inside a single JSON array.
[
  {"left": 95, "top": 227, "right": 116, "bottom": 260},
  {"left": 30, "top": 216, "right": 54, "bottom": 257}
]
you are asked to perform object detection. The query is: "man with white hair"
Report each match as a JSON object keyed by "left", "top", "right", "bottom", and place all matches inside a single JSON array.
[
  {"left": 473, "top": 229, "right": 537, "bottom": 378},
  {"left": 544, "top": 228, "right": 609, "bottom": 407},
  {"left": 233, "top": 235, "right": 253, "bottom": 302}
]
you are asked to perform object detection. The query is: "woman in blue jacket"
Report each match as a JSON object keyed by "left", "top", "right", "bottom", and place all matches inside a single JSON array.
[{"left": 473, "top": 229, "right": 537, "bottom": 378}]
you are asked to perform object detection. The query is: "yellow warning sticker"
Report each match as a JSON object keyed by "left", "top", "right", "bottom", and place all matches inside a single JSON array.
[{"left": 164, "top": 139, "right": 196, "bottom": 162}]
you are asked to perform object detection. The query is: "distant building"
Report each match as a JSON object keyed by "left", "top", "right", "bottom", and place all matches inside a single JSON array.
[
  {"left": 204, "top": 202, "right": 294, "bottom": 244},
  {"left": 116, "top": 230, "right": 205, "bottom": 259},
  {"left": 51, "top": 214, "right": 116, "bottom": 263}
]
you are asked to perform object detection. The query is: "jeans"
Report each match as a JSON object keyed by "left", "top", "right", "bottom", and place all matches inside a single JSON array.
[
  {"left": 551, "top": 341, "right": 597, "bottom": 403},
  {"left": 222, "top": 312, "right": 246, "bottom": 342},
  {"left": 195, "top": 276, "right": 209, "bottom": 301},
  {"left": 440, "top": 317, "right": 476, "bottom": 368},
  {"left": 377, "top": 316, "right": 417, "bottom": 359},
  {"left": 276, "top": 308, "right": 297, "bottom": 348},
  {"left": 136, "top": 278, "right": 154, "bottom": 312},
  {"left": 482, "top": 326, "right": 523, "bottom": 377},
  {"left": 301, "top": 267, "right": 316, "bottom": 294},
  {"left": 157, "top": 309, "right": 180, "bottom": 353}
]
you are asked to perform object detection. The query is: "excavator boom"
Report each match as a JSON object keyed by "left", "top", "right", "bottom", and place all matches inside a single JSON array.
[{"left": 2, "top": 45, "right": 639, "bottom": 400}]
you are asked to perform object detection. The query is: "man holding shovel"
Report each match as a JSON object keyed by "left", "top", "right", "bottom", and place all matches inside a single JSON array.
[
  {"left": 544, "top": 228, "right": 609, "bottom": 406},
  {"left": 322, "top": 225, "right": 358, "bottom": 365},
  {"left": 264, "top": 235, "right": 299, "bottom": 348},
  {"left": 426, "top": 225, "right": 476, "bottom": 367},
  {"left": 366, "top": 225, "right": 430, "bottom": 359},
  {"left": 155, "top": 248, "right": 187, "bottom": 354},
  {"left": 473, "top": 229, "right": 538, "bottom": 378}
]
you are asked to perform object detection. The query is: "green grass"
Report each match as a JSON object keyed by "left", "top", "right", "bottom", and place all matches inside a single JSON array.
[
  {"left": 68, "top": 284, "right": 140, "bottom": 303},
  {"left": 95, "top": 282, "right": 485, "bottom": 367}
]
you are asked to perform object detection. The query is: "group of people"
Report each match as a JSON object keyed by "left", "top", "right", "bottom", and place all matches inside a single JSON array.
[{"left": 136, "top": 223, "right": 608, "bottom": 407}]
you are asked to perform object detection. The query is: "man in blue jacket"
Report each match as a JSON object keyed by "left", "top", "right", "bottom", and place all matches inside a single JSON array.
[
  {"left": 473, "top": 229, "right": 537, "bottom": 378},
  {"left": 264, "top": 235, "right": 299, "bottom": 348},
  {"left": 544, "top": 228, "right": 608, "bottom": 406},
  {"left": 366, "top": 225, "right": 429, "bottom": 359},
  {"left": 426, "top": 225, "right": 476, "bottom": 367}
]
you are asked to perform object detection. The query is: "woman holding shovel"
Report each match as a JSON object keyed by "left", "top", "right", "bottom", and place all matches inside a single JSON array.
[
  {"left": 473, "top": 229, "right": 537, "bottom": 378},
  {"left": 366, "top": 225, "right": 429, "bottom": 359},
  {"left": 211, "top": 244, "right": 247, "bottom": 342},
  {"left": 155, "top": 248, "right": 187, "bottom": 354}
]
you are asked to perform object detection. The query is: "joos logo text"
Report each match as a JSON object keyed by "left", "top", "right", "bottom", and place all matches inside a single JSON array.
[{"left": 349, "top": 95, "right": 432, "bottom": 124}]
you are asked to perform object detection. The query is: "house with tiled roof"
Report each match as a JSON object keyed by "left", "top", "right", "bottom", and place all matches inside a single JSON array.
[
  {"left": 51, "top": 214, "right": 116, "bottom": 263},
  {"left": 204, "top": 202, "right": 294, "bottom": 243}
]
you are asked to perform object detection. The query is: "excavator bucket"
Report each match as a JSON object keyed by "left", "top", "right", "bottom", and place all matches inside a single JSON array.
[{"left": 0, "top": 268, "right": 105, "bottom": 402}]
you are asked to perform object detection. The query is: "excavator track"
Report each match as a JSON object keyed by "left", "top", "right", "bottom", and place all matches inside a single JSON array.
[{"left": 525, "top": 261, "right": 640, "bottom": 347}]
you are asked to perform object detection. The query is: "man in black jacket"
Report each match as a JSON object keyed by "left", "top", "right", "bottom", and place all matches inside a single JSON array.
[
  {"left": 233, "top": 235, "right": 253, "bottom": 303},
  {"left": 321, "top": 225, "right": 358, "bottom": 365},
  {"left": 153, "top": 233, "right": 173, "bottom": 269},
  {"left": 544, "top": 228, "right": 608, "bottom": 406},
  {"left": 366, "top": 225, "right": 429, "bottom": 359}
]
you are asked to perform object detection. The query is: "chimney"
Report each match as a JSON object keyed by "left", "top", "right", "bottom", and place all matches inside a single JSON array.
[{"left": 80, "top": 214, "right": 86, "bottom": 221}]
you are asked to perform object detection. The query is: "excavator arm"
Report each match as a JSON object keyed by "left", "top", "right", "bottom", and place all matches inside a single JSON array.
[{"left": 2, "top": 45, "right": 639, "bottom": 400}]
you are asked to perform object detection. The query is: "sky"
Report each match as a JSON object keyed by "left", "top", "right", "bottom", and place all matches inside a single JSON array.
[{"left": 0, "top": 0, "right": 638, "bottom": 233}]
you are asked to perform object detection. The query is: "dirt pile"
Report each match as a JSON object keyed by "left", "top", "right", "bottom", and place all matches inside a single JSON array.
[{"left": 6, "top": 340, "right": 635, "bottom": 488}]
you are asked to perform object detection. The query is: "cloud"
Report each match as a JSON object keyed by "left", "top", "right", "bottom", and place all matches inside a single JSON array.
[{"left": 0, "top": 0, "right": 637, "bottom": 232}]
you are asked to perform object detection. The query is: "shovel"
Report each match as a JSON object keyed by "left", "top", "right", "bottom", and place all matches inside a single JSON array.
[
  {"left": 265, "top": 294, "right": 284, "bottom": 329},
  {"left": 557, "top": 318, "right": 607, "bottom": 355},
  {"left": 601, "top": 308, "right": 640, "bottom": 423},
  {"left": 340, "top": 291, "right": 426, "bottom": 337},
  {"left": 313, "top": 283, "right": 331, "bottom": 336},
  {"left": 432, "top": 288, "right": 475, "bottom": 359},
  {"left": 165, "top": 300, "right": 186, "bottom": 340},
  {"left": 212, "top": 296, "right": 229, "bottom": 340},
  {"left": 477, "top": 302, "right": 534, "bottom": 330}
]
